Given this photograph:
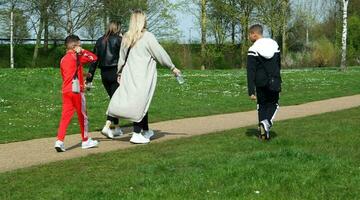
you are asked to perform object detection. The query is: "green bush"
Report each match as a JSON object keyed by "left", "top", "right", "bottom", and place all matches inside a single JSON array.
[
  {"left": 311, "top": 37, "right": 337, "bottom": 67},
  {"left": 0, "top": 44, "right": 95, "bottom": 68}
]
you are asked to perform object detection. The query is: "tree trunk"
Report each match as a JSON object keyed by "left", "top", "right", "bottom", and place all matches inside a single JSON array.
[
  {"left": 231, "top": 22, "right": 235, "bottom": 44},
  {"left": 340, "top": 0, "right": 349, "bottom": 71},
  {"left": 281, "top": 0, "right": 289, "bottom": 66},
  {"left": 240, "top": 14, "right": 249, "bottom": 68},
  {"left": 10, "top": 9, "right": 14, "bottom": 69},
  {"left": 200, "top": 0, "right": 207, "bottom": 70},
  {"left": 32, "top": 17, "right": 44, "bottom": 67},
  {"left": 44, "top": 15, "right": 49, "bottom": 50},
  {"left": 66, "top": 0, "right": 73, "bottom": 35},
  {"left": 306, "top": 28, "right": 309, "bottom": 46}
]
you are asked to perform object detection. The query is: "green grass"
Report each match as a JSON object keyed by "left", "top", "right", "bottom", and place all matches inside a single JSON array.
[
  {"left": 1, "top": 106, "right": 359, "bottom": 199},
  {"left": 0, "top": 67, "right": 360, "bottom": 143}
]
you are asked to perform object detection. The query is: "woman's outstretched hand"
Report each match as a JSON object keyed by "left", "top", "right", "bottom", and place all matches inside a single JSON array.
[{"left": 172, "top": 67, "right": 181, "bottom": 76}]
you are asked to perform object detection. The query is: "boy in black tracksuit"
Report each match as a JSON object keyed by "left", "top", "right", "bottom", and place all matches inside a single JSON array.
[{"left": 246, "top": 24, "right": 282, "bottom": 140}]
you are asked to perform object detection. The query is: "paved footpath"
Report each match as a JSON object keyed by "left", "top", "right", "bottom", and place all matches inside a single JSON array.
[{"left": 1, "top": 94, "right": 360, "bottom": 173}]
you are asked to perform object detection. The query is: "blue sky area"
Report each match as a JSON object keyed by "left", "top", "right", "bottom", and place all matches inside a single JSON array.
[{"left": 172, "top": 0, "right": 200, "bottom": 43}]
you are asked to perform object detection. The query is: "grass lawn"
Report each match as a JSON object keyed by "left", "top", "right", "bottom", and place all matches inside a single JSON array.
[
  {"left": 1, "top": 106, "right": 359, "bottom": 199},
  {"left": 0, "top": 67, "right": 360, "bottom": 143}
]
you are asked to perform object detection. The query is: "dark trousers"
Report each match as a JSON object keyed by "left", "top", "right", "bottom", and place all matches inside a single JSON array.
[
  {"left": 256, "top": 86, "right": 279, "bottom": 126},
  {"left": 101, "top": 66, "right": 119, "bottom": 124},
  {"left": 133, "top": 112, "right": 149, "bottom": 133}
]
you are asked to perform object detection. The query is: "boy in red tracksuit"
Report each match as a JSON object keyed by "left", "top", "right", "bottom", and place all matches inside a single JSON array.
[{"left": 54, "top": 35, "right": 99, "bottom": 152}]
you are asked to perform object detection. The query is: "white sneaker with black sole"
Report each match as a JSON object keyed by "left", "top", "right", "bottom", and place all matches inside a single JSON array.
[
  {"left": 259, "top": 120, "right": 270, "bottom": 140},
  {"left": 81, "top": 138, "right": 99, "bottom": 149},
  {"left": 113, "top": 127, "right": 123, "bottom": 137},
  {"left": 143, "top": 130, "right": 154, "bottom": 140},
  {"left": 101, "top": 126, "right": 114, "bottom": 139},
  {"left": 54, "top": 140, "right": 66, "bottom": 152},
  {"left": 130, "top": 132, "right": 150, "bottom": 144}
]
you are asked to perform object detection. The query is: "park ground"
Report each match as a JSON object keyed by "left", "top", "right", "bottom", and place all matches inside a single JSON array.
[{"left": 0, "top": 67, "right": 359, "bottom": 199}]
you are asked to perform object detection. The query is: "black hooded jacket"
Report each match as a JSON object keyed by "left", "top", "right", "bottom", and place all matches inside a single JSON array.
[
  {"left": 87, "top": 34, "right": 122, "bottom": 82},
  {"left": 246, "top": 38, "right": 282, "bottom": 96}
]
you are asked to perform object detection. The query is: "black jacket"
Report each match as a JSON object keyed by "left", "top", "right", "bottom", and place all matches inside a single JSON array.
[
  {"left": 87, "top": 34, "right": 122, "bottom": 82},
  {"left": 246, "top": 38, "right": 281, "bottom": 96}
]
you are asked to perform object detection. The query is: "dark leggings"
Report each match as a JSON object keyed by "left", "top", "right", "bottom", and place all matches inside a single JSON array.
[
  {"left": 133, "top": 113, "right": 149, "bottom": 133},
  {"left": 101, "top": 66, "right": 119, "bottom": 124}
]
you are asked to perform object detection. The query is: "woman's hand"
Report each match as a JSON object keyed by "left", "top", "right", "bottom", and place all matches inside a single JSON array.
[
  {"left": 172, "top": 67, "right": 181, "bottom": 76},
  {"left": 117, "top": 74, "right": 122, "bottom": 84}
]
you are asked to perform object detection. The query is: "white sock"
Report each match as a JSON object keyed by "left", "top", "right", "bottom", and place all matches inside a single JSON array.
[{"left": 104, "top": 120, "right": 112, "bottom": 129}]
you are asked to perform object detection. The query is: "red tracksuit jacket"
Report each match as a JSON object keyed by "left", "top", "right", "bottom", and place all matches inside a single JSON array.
[{"left": 60, "top": 50, "right": 97, "bottom": 93}]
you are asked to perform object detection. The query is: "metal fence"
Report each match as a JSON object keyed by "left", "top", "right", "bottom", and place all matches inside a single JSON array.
[{"left": 0, "top": 38, "right": 97, "bottom": 45}]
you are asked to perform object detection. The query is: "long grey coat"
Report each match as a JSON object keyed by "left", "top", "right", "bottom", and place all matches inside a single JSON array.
[{"left": 107, "top": 31, "right": 175, "bottom": 122}]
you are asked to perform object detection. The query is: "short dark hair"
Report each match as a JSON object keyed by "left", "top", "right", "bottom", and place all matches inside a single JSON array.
[
  {"left": 249, "top": 24, "right": 263, "bottom": 35},
  {"left": 65, "top": 34, "right": 80, "bottom": 49}
]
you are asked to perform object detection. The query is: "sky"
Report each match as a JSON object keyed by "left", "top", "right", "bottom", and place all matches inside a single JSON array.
[{"left": 172, "top": 0, "right": 200, "bottom": 43}]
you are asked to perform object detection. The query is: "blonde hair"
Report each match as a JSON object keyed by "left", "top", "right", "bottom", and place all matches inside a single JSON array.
[
  {"left": 103, "top": 21, "right": 121, "bottom": 43},
  {"left": 123, "top": 10, "right": 147, "bottom": 48}
]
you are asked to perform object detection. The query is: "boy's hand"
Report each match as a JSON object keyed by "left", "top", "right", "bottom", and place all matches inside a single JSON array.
[
  {"left": 74, "top": 46, "right": 83, "bottom": 54},
  {"left": 250, "top": 94, "right": 257, "bottom": 101}
]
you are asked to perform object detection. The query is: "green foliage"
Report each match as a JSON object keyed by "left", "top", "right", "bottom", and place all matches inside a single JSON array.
[
  {"left": 0, "top": 44, "right": 94, "bottom": 68},
  {"left": 1, "top": 107, "right": 360, "bottom": 199},
  {"left": 348, "top": 15, "right": 360, "bottom": 65},
  {"left": 0, "top": 8, "right": 29, "bottom": 42},
  {"left": 311, "top": 37, "right": 337, "bottom": 67},
  {"left": 0, "top": 43, "right": 243, "bottom": 69}
]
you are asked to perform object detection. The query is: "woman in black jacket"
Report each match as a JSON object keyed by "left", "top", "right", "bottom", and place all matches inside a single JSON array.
[{"left": 86, "top": 21, "right": 123, "bottom": 139}]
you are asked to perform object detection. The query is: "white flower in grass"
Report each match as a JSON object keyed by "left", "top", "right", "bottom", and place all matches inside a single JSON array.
[{"left": 255, "top": 190, "right": 260, "bottom": 194}]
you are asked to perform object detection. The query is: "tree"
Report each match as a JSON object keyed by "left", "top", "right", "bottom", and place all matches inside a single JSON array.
[
  {"left": 146, "top": 0, "right": 181, "bottom": 41},
  {"left": 99, "top": 0, "right": 146, "bottom": 32},
  {"left": 207, "top": 0, "right": 231, "bottom": 45},
  {"left": 82, "top": 13, "right": 102, "bottom": 41},
  {"left": 52, "top": 0, "right": 100, "bottom": 35},
  {"left": 27, "top": 0, "right": 51, "bottom": 67},
  {"left": 340, "top": 0, "right": 349, "bottom": 71},
  {"left": 0, "top": 0, "right": 27, "bottom": 69},
  {"left": 200, "top": 0, "right": 207, "bottom": 70}
]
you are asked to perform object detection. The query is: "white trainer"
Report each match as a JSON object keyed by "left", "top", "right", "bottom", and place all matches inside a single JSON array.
[
  {"left": 143, "top": 130, "right": 154, "bottom": 140},
  {"left": 54, "top": 140, "right": 66, "bottom": 152},
  {"left": 81, "top": 138, "right": 99, "bottom": 149},
  {"left": 113, "top": 127, "right": 123, "bottom": 137},
  {"left": 130, "top": 132, "right": 150, "bottom": 144},
  {"left": 101, "top": 126, "right": 114, "bottom": 139}
]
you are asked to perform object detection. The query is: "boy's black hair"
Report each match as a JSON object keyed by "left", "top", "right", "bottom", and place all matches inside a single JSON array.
[
  {"left": 249, "top": 24, "right": 263, "bottom": 35},
  {"left": 65, "top": 34, "right": 80, "bottom": 49}
]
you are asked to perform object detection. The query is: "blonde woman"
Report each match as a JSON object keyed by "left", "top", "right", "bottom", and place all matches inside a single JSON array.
[{"left": 107, "top": 10, "right": 181, "bottom": 144}]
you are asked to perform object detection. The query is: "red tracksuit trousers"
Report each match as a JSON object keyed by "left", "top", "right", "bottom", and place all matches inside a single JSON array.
[{"left": 57, "top": 92, "right": 88, "bottom": 141}]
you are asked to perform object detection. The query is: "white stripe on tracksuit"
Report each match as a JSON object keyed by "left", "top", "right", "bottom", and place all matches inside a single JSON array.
[
  {"left": 81, "top": 93, "right": 89, "bottom": 139},
  {"left": 270, "top": 104, "right": 280, "bottom": 124}
]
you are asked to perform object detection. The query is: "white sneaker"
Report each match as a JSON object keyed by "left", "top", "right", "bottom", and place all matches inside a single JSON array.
[
  {"left": 143, "top": 130, "right": 154, "bottom": 140},
  {"left": 81, "top": 138, "right": 99, "bottom": 149},
  {"left": 260, "top": 120, "right": 270, "bottom": 140},
  {"left": 101, "top": 126, "right": 114, "bottom": 139},
  {"left": 113, "top": 127, "right": 123, "bottom": 137},
  {"left": 54, "top": 140, "right": 66, "bottom": 152},
  {"left": 130, "top": 132, "right": 150, "bottom": 144}
]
